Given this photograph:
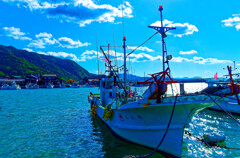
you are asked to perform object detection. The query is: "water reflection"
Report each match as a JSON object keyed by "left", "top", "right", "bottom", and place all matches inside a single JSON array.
[{"left": 91, "top": 116, "right": 165, "bottom": 158}]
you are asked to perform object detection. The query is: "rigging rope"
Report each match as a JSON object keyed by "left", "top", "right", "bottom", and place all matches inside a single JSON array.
[
  {"left": 202, "top": 93, "right": 240, "bottom": 126},
  {"left": 127, "top": 32, "right": 158, "bottom": 57},
  {"left": 95, "top": 23, "right": 99, "bottom": 75},
  {"left": 112, "top": 28, "right": 118, "bottom": 71}
]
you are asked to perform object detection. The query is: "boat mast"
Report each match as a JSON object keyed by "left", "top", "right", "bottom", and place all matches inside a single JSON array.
[
  {"left": 159, "top": 6, "right": 165, "bottom": 71},
  {"left": 148, "top": 5, "right": 176, "bottom": 72},
  {"left": 123, "top": 36, "right": 127, "bottom": 97}
]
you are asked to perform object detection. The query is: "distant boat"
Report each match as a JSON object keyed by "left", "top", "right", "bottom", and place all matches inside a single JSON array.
[
  {"left": 59, "top": 83, "right": 66, "bottom": 88},
  {"left": 71, "top": 82, "right": 80, "bottom": 88},
  {"left": 1, "top": 83, "right": 9, "bottom": 90},
  {"left": 202, "top": 66, "right": 240, "bottom": 115},
  {"left": 8, "top": 81, "right": 21, "bottom": 90},
  {"left": 81, "top": 83, "right": 95, "bottom": 88},
  {"left": 208, "top": 96, "right": 240, "bottom": 115},
  {"left": 46, "top": 83, "right": 54, "bottom": 89},
  {"left": 25, "top": 83, "right": 39, "bottom": 89},
  {"left": 65, "top": 83, "right": 71, "bottom": 87}
]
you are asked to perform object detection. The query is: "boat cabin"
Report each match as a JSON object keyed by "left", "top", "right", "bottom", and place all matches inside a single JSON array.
[{"left": 100, "top": 77, "right": 119, "bottom": 106}]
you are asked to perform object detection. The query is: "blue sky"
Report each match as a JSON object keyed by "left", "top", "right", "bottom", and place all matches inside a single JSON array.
[{"left": 0, "top": 0, "right": 240, "bottom": 78}]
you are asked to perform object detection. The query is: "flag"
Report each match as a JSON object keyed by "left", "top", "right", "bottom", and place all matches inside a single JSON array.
[
  {"left": 214, "top": 73, "right": 217, "bottom": 80},
  {"left": 101, "top": 57, "right": 109, "bottom": 63}
]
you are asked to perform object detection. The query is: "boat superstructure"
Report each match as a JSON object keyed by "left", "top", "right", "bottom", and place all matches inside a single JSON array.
[
  {"left": 25, "top": 83, "right": 39, "bottom": 89},
  {"left": 88, "top": 5, "right": 221, "bottom": 157},
  {"left": 46, "top": 82, "right": 54, "bottom": 89},
  {"left": 1, "top": 83, "right": 9, "bottom": 90},
  {"left": 71, "top": 82, "right": 80, "bottom": 88},
  {"left": 8, "top": 81, "right": 21, "bottom": 90}
]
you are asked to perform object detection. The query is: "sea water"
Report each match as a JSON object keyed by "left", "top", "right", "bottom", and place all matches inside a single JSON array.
[{"left": 0, "top": 85, "right": 239, "bottom": 158}]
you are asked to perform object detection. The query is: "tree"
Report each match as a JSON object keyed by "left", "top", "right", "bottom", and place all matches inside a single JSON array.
[{"left": 67, "top": 79, "right": 74, "bottom": 84}]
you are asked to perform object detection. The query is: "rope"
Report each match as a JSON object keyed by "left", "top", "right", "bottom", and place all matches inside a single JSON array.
[
  {"left": 202, "top": 93, "right": 240, "bottom": 126},
  {"left": 112, "top": 28, "right": 118, "bottom": 71},
  {"left": 185, "top": 130, "right": 240, "bottom": 151},
  {"left": 124, "top": 95, "right": 178, "bottom": 158},
  {"left": 127, "top": 32, "right": 158, "bottom": 57}
]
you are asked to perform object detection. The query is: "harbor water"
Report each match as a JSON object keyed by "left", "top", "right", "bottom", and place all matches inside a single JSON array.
[{"left": 0, "top": 85, "right": 239, "bottom": 157}]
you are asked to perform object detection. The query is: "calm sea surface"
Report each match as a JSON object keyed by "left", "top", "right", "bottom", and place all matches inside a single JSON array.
[{"left": 0, "top": 84, "right": 239, "bottom": 158}]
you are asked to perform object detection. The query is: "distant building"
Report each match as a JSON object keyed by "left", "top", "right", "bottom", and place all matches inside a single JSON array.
[
  {"left": 25, "top": 74, "right": 40, "bottom": 84},
  {"left": 0, "top": 76, "right": 25, "bottom": 87},
  {"left": 40, "top": 74, "right": 62, "bottom": 86}
]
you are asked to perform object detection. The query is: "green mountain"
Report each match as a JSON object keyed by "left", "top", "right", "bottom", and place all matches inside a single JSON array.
[{"left": 0, "top": 45, "right": 92, "bottom": 80}]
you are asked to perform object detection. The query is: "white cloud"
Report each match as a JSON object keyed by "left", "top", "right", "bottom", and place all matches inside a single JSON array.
[
  {"left": 35, "top": 32, "right": 52, "bottom": 38},
  {"left": 221, "top": 14, "right": 240, "bottom": 30},
  {"left": 2, "top": 26, "right": 31, "bottom": 40},
  {"left": 28, "top": 32, "right": 57, "bottom": 48},
  {"left": 32, "top": 47, "right": 232, "bottom": 65},
  {"left": 75, "top": 1, "right": 133, "bottom": 27},
  {"left": 130, "top": 53, "right": 162, "bottom": 62},
  {"left": 150, "top": 20, "right": 198, "bottom": 37},
  {"left": 79, "top": 49, "right": 230, "bottom": 64},
  {"left": 2, "top": 0, "right": 133, "bottom": 27},
  {"left": 79, "top": 50, "right": 104, "bottom": 61},
  {"left": 179, "top": 50, "right": 197, "bottom": 55},
  {"left": 82, "top": 49, "right": 160, "bottom": 63},
  {"left": 28, "top": 32, "right": 90, "bottom": 49},
  {"left": 36, "top": 51, "right": 81, "bottom": 62},
  {"left": 128, "top": 46, "right": 154, "bottom": 52},
  {"left": 172, "top": 56, "right": 232, "bottom": 64},
  {"left": 23, "top": 48, "right": 34, "bottom": 52},
  {"left": 58, "top": 37, "right": 91, "bottom": 48},
  {"left": 2, "top": 0, "right": 65, "bottom": 10}
]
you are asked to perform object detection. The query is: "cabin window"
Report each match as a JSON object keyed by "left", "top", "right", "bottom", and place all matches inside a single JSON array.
[{"left": 102, "top": 82, "right": 105, "bottom": 88}]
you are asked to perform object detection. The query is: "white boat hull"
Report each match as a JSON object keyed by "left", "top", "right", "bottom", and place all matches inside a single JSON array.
[
  {"left": 71, "top": 85, "right": 80, "bottom": 88},
  {"left": 1, "top": 86, "right": 8, "bottom": 90},
  {"left": 8, "top": 85, "right": 21, "bottom": 90},
  {"left": 91, "top": 95, "right": 218, "bottom": 157},
  {"left": 47, "top": 85, "right": 54, "bottom": 89}
]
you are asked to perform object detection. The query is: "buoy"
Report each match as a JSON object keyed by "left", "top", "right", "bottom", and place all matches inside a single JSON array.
[{"left": 203, "top": 132, "right": 226, "bottom": 146}]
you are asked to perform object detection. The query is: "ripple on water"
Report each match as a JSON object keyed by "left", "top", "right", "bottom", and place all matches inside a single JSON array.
[{"left": 0, "top": 87, "right": 239, "bottom": 157}]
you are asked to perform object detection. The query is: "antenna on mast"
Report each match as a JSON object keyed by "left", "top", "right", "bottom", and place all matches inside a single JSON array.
[
  {"left": 94, "top": 25, "right": 99, "bottom": 76},
  {"left": 123, "top": 36, "right": 127, "bottom": 98},
  {"left": 148, "top": 5, "right": 176, "bottom": 72}
]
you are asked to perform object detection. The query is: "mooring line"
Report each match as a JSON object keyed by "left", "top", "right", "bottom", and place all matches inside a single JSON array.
[{"left": 185, "top": 130, "right": 240, "bottom": 151}]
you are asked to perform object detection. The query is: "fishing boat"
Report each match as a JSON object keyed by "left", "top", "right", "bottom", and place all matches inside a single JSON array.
[
  {"left": 80, "top": 83, "right": 95, "bottom": 88},
  {"left": 88, "top": 5, "right": 221, "bottom": 157},
  {"left": 25, "top": 83, "right": 39, "bottom": 89},
  {"left": 1, "top": 83, "right": 9, "bottom": 90},
  {"left": 46, "top": 82, "right": 54, "bottom": 89},
  {"left": 71, "top": 82, "right": 80, "bottom": 88},
  {"left": 59, "top": 83, "right": 66, "bottom": 88},
  {"left": 8, "top": 81, "right": 21, "bottom": 90},
  {"left": 202, "top": 67, "right": 240, "bottom": 115},
  {"left": 65, "top": 83, "right": 71, "bottom": 87},
  {"left": 208, "top": 97, "right": 240, "bottom": 115}
]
